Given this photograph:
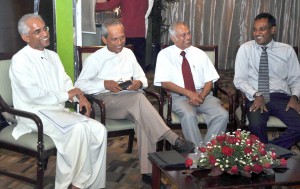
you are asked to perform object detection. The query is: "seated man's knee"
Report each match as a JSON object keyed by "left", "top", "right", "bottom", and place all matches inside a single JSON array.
[
  {"left": 247, "top": 112, "right": 267, "bottom": 128},
  {"left": 182, "top": 111, "right": 197, "bottom": 120}
]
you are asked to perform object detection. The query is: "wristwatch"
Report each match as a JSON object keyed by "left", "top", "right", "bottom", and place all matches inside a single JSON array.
[{"left": 254, "top": 92, "right": 263, "bottom": 97}]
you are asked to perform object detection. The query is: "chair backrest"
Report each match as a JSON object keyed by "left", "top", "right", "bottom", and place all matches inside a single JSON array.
[
  {"left": 0, "top": 53, "right": 14, "bottom": 106},
  {"left": 293, "top": 46, "right": 298, "bottom": 57},
  {"left": 197, "top": 45, "right": 218, "bottom": 69},
  {"left": 76, "top": 45, "right": 134, "bottom": 75},
  {"left": 76, "top": 46, "right": 105, "bottom": 74}
]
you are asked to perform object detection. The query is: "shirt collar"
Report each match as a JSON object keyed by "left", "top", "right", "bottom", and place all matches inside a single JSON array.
[
  {"left": 25, "top": 45, "right": 46, "bottom": 58},
  {"left": 172, "top": 45, "right": 192, "bottom": 56},
  {"left": 254, "top": 39, "right": 275, "bottom": 51}
]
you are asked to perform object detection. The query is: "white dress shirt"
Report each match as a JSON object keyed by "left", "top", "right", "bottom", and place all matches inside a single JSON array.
[
  {"left": 154, "top": 45, "right": 219, "bottom": 89},
  {"left": 234, "top": 40, "right": 300, "bottom": 101},
  {"left": 75, "top": 46, "right": 148, "bottom": 94}
]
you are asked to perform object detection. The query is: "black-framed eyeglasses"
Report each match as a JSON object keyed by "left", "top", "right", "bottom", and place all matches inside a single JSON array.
[{"left": 28, "top": 26, "right": 49, "bottom": 35}]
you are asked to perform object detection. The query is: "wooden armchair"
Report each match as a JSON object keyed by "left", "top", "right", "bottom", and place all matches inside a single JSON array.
[
  {"left": 0, "top": 53, "right": 56, "bottom": 188},
  {"left": 76, "top": 45, "right": 163, "bottom": 153},
  {"left": 159, "top": 45, "right": 235, "bottom": 149}
]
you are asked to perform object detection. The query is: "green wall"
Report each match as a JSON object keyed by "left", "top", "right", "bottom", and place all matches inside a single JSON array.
[{"left": 56, "top": 0, "right": 75, "bottom": 81}]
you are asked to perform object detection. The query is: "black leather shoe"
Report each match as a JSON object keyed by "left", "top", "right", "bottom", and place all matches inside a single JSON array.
[
  {"left": 173, "top": 137, "right": 195, "bottom": 153},
  {"left": 142, "top": 174, "right": 152, "bottom": 185}
]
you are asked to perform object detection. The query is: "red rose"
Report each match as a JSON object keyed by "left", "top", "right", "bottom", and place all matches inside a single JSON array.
[
  {"left": 210, "top": 139, "right": 217, "bottom": 145},
  {"left": 280, "top": 158, "right": 287, "bottom": 167},
  {"left": 209, "top": 155, "right": 217, "bottom": 165},
  {"left": 245, "top": 139, "right": 252, "bottom": 146},
  {"left": 221, "top": 146, "right": 234, "bottom": 156},
  {"left": 244, "top": 165, "right": 251, "bottom": 172},
  {"left": 259, "top": 148, "right": 267, "bottom": 156},
  {"left": 258, "top": 142, "right": 265, "bottom": 148},
  {"left": 235, "top": 137, "right": 241, "bottom": 143},
  {"left": 235, "top": 130, "right": 241, "bottom": 138},
  {"left": 243, "top": 147, "right": 252, "bottom": 154},
  {"left": 216, "top": 134, "right": 226, "bottom": 143},
  {"left": 252, "top": 164, "right": 263, "bottom": 174},
  {"left": 270, "top": 151, "right": 277, "bottom": 159},
  {"left": 250, "top": 134, "right": 259, "bottom": 143},
  {"left": 263, "top": 162, "right": 271, "bottom": 169},
  {"left": 251, "top": 154, "right": 258, "bottom": 161},
  {"left": 198, "top": 147, "right": 207, "bottom": 153},
  {"left": 227, "top": 136, "right": 236, "bottom": 144},
  {"left": 185, "top": 158, "right": 193, "bottom": 167},
  {"left": 230, "top": 165, "right": 238, "bottom": 174}
]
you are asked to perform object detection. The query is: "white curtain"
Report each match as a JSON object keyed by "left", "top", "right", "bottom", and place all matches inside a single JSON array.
[{"left": 162, "top": 0, "right": 300, "bottom": 69}]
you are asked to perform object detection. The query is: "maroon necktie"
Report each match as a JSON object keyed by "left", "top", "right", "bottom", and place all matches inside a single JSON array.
[{"left": 181, "top": 51, "right": 196, "bottom": 92}]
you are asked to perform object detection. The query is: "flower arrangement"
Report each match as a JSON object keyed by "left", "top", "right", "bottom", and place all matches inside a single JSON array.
[{"left": 185, "top": 130, "right": 287, "bottom": 177}]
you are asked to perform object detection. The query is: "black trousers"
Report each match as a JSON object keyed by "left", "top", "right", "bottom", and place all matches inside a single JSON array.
[{"left": 246, "top": 93, "right": 300, "bottom": 148}]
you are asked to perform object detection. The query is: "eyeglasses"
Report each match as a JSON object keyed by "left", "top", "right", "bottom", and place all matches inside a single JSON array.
[{"left": 28, "top": 26, "right": 49, "bottom": 35}]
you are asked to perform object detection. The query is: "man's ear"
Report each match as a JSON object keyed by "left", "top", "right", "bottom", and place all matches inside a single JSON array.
[
  {"left": 271, "top": 26, "right": 276, "bottom": 35},
  {"left": 101, "top": 36, "right": 107, "bottom": 45},
  {"left": 21, "top": 34, "right": 29, "bottom": 43},
  {"left": 170, "top": 35, "right": 177, "bottom": 43}
]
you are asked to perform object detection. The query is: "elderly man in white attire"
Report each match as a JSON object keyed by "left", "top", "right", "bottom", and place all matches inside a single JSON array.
[
  {"left": 9, "top": 13, "right": 107, "bottom": 189},
  {"left": 154, "top": 21, "right": 228, "bottom": 146}
]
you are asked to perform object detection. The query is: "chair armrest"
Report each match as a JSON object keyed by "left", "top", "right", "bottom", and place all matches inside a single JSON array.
[
  {"left": 0, "top": 95, "right": 44, "bottom": 144},
  {"left": 160, "top": 87, "right": 173, "bottom": 124},
  {"left": 143, "top": 89, "right": 164, "bottom": 117},
  {"left": 232, "top": 89, "right": 248, "bottom": 129},
  {"left": 85, "top": 94, "right": 106, "bottom": 124},
  {"left": 238, "top": 90, "right": 248, "bottom": 127},
  {"left": 215, "top": 81, "right": 236, "bottom": 125}
]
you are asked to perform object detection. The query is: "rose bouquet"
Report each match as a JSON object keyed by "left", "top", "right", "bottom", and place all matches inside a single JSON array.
[{"left": 185, "top": 129, "right": 287, "bottom": 177}]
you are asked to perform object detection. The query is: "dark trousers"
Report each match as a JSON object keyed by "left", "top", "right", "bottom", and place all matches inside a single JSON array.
[
  {"left": 126, "top": 37, "right": 147, "bottom": 72},
  {"left": 246, "top": 93, "right": 300, "bottom": 148}
]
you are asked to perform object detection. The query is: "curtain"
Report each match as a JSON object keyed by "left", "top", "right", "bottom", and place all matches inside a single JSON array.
[
  {"left": 162, "top": 0, "right": 300, "bottom": 69},
  {"left": 81, "top": 0, "right": 96, "bottom": 33}
]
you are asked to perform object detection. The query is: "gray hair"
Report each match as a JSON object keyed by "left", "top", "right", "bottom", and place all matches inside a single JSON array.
[
  {"left": 101, "top": 18, "right": 124, "bottom": 38},
  {"left": 168, "top": 21, "right": 188, "bottom": 37},
  {"left": 18, "top": 13, "right": 43, "bottom": 35}
]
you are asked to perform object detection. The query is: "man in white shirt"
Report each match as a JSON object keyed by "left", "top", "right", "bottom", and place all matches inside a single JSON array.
[
  {"left": 75, "top": 18, "right": 195, "bottom": 183},
  {"left": 154, "top": 21, "right": 228, "bottom": 146},
  {"left": 10, "top": 14, "right": 107, "bottom": 189},
  {"left": 234, "top": 13, "right": 300, "bottom": 148}
]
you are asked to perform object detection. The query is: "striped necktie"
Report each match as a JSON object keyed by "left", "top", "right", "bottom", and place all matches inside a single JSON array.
[
  {"left": 258, "top": 46, "right": 270, "bottom": 102},
  {"left": 181, "top": 51, "right": 196, "bottom": 92}
]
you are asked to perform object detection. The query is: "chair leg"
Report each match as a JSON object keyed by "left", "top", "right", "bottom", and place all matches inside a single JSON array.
[
  {"left": 156, "top": 140, "right": 164, "bottom": 151},
  {"left": 165, "top": 141, "right": 171, "bottom": 151},
  {"left": 43, "top": 158, "right": 49, "bottom": 170},
  {"left": 37, "top": 159, "right": 44, "bottom": 189},
  {"left": 126, "top": 132, "right": 134, "bottom": 153}
]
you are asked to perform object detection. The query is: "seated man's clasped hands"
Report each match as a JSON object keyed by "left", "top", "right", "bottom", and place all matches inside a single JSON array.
[
  {"left": 234, "top": 12, "right": 300, "bottom": 149},
  {"left": 154, "top": 21, "right": 228, "bottom": 146},
  {"left": 75, "top": 18, "right": 195, "bottom": 183},
  {"left": 10, "top": 14, "right": 107, "bottom": 189}
]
